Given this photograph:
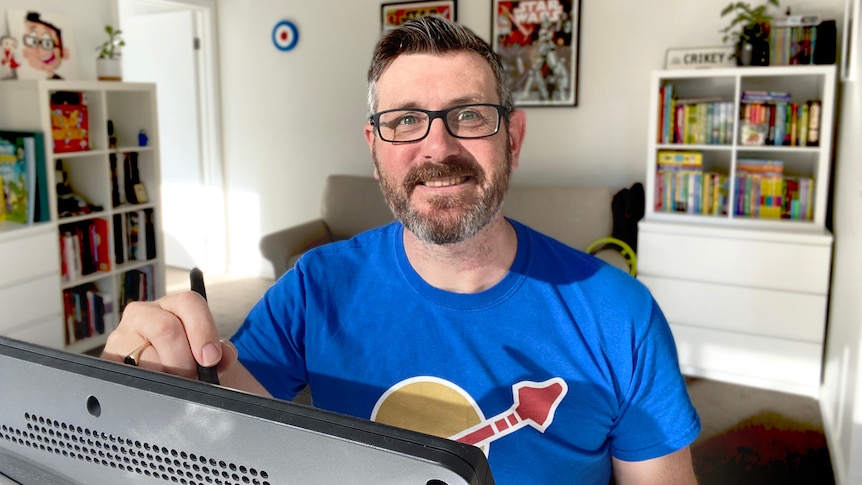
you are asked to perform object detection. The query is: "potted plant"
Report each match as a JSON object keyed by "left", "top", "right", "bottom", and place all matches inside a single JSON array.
[
  {"left": 95, "top": 25, "right": 125, "bottom": 81},
  {"left": 720, "top": 0, "right": 780, "bottom": 66}
]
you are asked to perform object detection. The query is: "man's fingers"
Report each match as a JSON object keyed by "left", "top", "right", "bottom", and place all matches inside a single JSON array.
[
  {"left": 102, "top": 292, "right": 223, "bottom": 380},
  {"left": 155, "top": 291, "right": 221, "bottom": 367},
  {"left": 155, "top": 291, "right": 222, "bottom": 370}
]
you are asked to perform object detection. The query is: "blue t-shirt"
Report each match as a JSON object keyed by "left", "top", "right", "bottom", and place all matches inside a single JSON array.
[{"left": 232, "top": 220, "right": 701, "bottom": 484}]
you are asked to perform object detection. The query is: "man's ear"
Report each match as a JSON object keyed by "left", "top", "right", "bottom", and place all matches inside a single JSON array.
[
  {"left": 62, "top": 47, "right": 69, "bottom": 60},
  {"left": 507, "top": 109, "right": 527, "bottom": 170},
  {"left": 364, "top": 123, "right": 376, "bottom": 150},
  {"left": 365, "top": 125, "right": 381, "bottom": 180}
]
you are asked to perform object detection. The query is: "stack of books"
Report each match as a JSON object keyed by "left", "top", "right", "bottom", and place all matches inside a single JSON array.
[
  {"left": 654, "top": 150, "right": 728, "bottom": 216},
  {"left": 739, "top": 91, "right": 821, "bottom": 147}
]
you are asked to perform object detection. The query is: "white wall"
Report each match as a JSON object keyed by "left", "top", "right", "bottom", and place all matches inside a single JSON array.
[
  {"left": 215, "top": 0, "right": 846, "bottom": 278},
  {"left": 821, "top": 13, "right": 862, "bottom": 482}
]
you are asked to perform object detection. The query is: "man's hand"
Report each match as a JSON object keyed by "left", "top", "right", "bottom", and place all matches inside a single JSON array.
[{"left": 101, "top": 291, "right": 236, "bottom": 380}]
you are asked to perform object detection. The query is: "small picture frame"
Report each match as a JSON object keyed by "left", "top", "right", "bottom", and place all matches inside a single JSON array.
[
  {"left": 491, "top": 0, "right": 581, "bottom": 107},
  {"left": 381, "top": 1, "right": 456, "bottom": 33}
]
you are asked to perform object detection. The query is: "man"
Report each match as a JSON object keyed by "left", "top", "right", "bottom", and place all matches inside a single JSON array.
[
  {"left": 103, "top": 16, "right": 700, "bottom": 484},
  {"left": 21, "top": 11, "right": 68, "bottom": 80}
]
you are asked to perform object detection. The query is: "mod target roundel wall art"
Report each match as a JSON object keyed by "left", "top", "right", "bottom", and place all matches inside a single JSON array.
[{"left": 272, "top": 20, "right": 299, "bottom": 51}]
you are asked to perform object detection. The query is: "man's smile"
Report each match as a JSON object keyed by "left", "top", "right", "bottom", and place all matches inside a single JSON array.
[{"left": 422, "top": 176, "right": 470, "bottom": 188}]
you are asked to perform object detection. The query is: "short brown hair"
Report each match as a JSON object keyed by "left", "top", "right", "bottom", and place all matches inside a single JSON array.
[{"left": 367, "top": 16, "right": 512, "bottom": 117}]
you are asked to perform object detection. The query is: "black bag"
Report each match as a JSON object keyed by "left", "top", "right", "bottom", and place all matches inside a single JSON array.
[{"left": 611, "top": 182, "right": 645, "bottom": 253}]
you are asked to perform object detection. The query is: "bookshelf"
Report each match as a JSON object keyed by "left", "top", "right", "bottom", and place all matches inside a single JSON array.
[
  {"left": 638, "top": 65, "right": 836, "bottom": 398},
  {"left": 0, "top": 80, "right": 165, "bottom": 354}
]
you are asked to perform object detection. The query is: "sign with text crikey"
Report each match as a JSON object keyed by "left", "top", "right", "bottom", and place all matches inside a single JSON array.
[{"left": 665, "top": 46, "right": 736, "bottom": 70}]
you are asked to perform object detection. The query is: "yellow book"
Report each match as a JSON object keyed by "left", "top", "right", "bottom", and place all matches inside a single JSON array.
[{"left": 0, "top": 174, "right": 5, "bottom": 220}]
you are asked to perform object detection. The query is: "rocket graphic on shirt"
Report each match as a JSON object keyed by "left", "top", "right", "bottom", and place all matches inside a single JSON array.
[{"left": 371, "top": 376, "right": 568, "bottom": 454}]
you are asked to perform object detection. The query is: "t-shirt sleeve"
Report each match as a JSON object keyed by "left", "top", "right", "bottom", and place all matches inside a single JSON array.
[
  {"left": 608, "top": 299, "right": 701, "bottom": 461},
  {"left": 230, "top": 266, "right": 309, "bottom": 401}
]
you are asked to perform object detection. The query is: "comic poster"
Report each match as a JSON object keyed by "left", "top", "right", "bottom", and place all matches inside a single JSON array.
[
  {"left": 382, "top": 1, "right": 456, "bottom": 32},
  {"left": 492, "top": 0, "right": 580, "bottom": 107},
  {"left": 6, "top": 10, "right": 80, "bottom": 80}
]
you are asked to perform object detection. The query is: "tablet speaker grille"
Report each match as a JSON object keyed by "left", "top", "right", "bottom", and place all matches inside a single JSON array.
[{"left": 1, "top": 412, "right": 273, "bottom": 485}]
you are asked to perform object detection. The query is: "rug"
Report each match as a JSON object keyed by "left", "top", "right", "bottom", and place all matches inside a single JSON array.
[{"left": 692, "top": 411, "right": 834, "bottom": 485}]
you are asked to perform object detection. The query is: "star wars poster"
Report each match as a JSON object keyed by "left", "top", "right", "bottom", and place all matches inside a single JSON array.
[
  {"left": 381, "top": 1, "right": 456, "bottom": 33},
  {"left": 492, "top": 0, "right": 580, "bottom": 107}
]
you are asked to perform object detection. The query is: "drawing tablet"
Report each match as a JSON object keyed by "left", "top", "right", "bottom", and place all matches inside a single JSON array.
[{"left": 0, "top": 336, "right": 494, "bottom": 484}]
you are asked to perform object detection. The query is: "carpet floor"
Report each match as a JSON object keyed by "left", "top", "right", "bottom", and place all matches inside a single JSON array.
[{"left": 692, "top": 411, "right": 834, "bottom": 484}]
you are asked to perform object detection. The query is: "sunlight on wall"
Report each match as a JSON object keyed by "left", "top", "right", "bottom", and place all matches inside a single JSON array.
[
  {"left": 162, "top": 183, "right": 205, "bottom": 269},
  {"left": 226, "top": 189, "right": 263, "bottom": 277}
]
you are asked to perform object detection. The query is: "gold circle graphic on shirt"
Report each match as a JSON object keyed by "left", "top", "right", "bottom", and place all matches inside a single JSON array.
[{"left": 371, "top": 376, "right": 485, "bottom": 442}]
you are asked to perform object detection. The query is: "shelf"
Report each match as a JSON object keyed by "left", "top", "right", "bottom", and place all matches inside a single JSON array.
[
  {"left": 639, "top": 65, "right": 836, "bottom": 397},
  {"left": 52, "top": 145, "right": 155, "bottom": 159},
  {"left": 0, "top": 80, "right": 165, "bottom": 353},
  {"left": 647, "top": 65, "right": 836, "bottom": 229}
]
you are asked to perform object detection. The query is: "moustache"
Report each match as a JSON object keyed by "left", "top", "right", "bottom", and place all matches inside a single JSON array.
[{"left": 402, "top": 158, "right": 485, "bottom": 191}]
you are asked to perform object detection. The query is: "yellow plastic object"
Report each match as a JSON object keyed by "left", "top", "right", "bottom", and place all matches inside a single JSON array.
[{"left": 586, "top": 237, "right": 637, "bottom": 276}]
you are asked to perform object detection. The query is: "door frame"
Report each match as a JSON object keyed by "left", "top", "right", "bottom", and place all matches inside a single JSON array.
[{"left": 113, "top": 0, "right": 227, "bottom": 273}]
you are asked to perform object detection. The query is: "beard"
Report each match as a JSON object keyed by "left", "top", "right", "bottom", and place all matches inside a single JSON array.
[{"left": 374, "top": 145, "right": 512, "bottom": 245}]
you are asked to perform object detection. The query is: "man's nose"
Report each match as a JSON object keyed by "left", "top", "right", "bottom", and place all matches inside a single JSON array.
[{"left": 421, "top": 117, "right": 461, "bottom": 156}]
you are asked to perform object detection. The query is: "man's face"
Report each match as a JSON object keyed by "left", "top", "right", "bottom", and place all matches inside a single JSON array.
[
  {"left": 22, "top": 21, "right": 64, "bottom": 74},
  {"left": 365, "top": 52, "right": 525, "bottom": 245}
]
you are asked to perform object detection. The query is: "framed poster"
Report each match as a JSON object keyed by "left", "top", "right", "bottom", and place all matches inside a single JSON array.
[
  {"left": 492, "top": 0, "right": 580, "bottom": 107},
  {"left": 381, "top": 1, "right": 456, "bottom": 33},
  {"left": 6, "top": 9, "right": 80, "bottom": 80}
]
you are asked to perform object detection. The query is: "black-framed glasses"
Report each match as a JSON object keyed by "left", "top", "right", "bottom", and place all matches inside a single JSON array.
[
  {"left": 23, "top": 33, "right": 56, "bottom": 50},
  {"left": 370, "top": 103, "right": 510, "bottom": 143}
]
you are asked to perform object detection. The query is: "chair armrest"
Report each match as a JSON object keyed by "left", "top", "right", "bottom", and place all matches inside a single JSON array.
[
  {"left": 586, "top": 237, "right": 637, "bottom": 276},
  {"left": 260, "top": 219, "right": 332, "bottom": 279}
]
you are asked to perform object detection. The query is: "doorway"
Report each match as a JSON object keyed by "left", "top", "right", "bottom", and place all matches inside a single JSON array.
[{"left": 117, "top": 0, "right": 226, "bottom": 274}]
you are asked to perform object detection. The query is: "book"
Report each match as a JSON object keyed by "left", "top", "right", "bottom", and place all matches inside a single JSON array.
[
  {"left": 93, "top": 218, "right": 111, "bottom": 271},
  {"left": 60, "top": 231, "right": 81, "bottom": 282},
  {"left": 113, "top": 213, "right": 126, "bottom": 264},
  {"left": 30, "top": 131, "right": 49, "bottom": 223},
  {"left": 772, "top": 14, "right": 821, "bottom": 28},
  {"left": 62, "top": 283, "right": 109, "bottom": 344},
  {"left": 144, "top": 209, "right": 156, "bottom": 260},
  {"left": 657, "top": 150, "right": 703, "bottom": 169},
  {"left": 76, "top": 222, "right": 97, "bottom": 276},
  {"left": 50, "top": 91, "right": 90, "bottom": 153},
  {"left": 136, "top": 209, "right": 148, "bottom": 261},
  {"left": 741, "top": 91, "right": 792, "bottom": 103},
  {"left": 798, "top": 103, "right": 810, "bottom": 146},
  {"left": 0, "top": 132, "right": 30, "bottom": 223},
  {"left": 110, "top": 152, "right": 122, "bottom": 207},
  {"left": 807, "top": 100, "right": 821, "bottom": 146},
  {"left": 126, "top": 211, "right": 144, "bottom": 261}
]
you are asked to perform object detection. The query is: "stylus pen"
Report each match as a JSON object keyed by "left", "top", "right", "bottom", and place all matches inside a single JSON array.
[{"left": 190, "top": 268, "right": 221, "bottom": 385}]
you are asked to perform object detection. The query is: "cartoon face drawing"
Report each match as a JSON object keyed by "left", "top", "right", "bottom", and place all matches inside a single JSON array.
[{"left": 21, "top": 12, "right": 67, "bottom": 79}]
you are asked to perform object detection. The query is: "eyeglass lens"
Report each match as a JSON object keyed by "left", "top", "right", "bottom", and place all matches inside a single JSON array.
[
  {"left": 23, "top": 34, "right": 55, "bottom": 50},
  {"left": 376, "top": 104, "right": 501, "bottom": 142}
]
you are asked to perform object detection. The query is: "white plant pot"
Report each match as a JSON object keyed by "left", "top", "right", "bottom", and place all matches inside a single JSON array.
[{"left": 96, "top": 58, "right": 122, "bottom": 81}]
